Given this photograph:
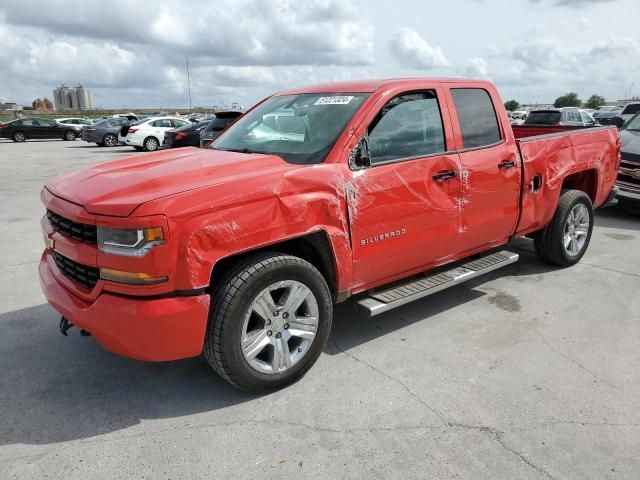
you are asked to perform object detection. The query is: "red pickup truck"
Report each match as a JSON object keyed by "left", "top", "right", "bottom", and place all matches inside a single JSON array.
[{"left": 39, "top": 78, "right": 620, "bottom": 392}]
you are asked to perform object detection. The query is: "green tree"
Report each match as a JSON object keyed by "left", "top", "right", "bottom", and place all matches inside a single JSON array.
[
  {"left": 585, "top": 94, "right": 605, "bottom": 109},
  {"left": 554, "top": 92, "right": 582, "bottom": 108},
  {"left": 504, "top": 100, "right": 520, "bottom": 111}
]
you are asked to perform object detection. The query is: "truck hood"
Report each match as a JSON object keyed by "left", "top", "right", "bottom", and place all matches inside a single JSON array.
[{"left": 46, "top": 148, "right": 300, "bottom": 217}]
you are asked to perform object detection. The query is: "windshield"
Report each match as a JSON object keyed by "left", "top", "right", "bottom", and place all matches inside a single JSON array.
[
  {"left": 621, "top": 104, "right": 640, "bottom": 115},
  {"left": 624, "top": 113, "right": 640, "bottom": 130},
  {"left": 212, "top": 93, "right": 369, "bottom": 164},
  {"left": 524, "top": 111, "right": 561, "bottom": 125}
]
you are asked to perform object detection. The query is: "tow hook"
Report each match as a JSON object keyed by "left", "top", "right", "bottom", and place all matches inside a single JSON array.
[
  {"left": 59, "top": 316, "right": 73, "bottom": 336},
  {"left": 59, "top": 317, "right": 92, "bottom": 336}
]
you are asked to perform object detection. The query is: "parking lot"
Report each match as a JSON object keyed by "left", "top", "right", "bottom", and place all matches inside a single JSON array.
[{"left": 0, "top": 139, "right": 639, "bottom": 479}]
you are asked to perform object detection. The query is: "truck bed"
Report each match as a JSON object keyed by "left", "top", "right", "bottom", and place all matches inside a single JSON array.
[
  {"left": 514, "top": 125, "right": 620, "bottom": 237},
  {"left": 511, "top": 124, "right": 593, "bottom": 139}
]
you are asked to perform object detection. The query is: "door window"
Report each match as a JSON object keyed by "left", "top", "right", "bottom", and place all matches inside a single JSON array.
[
  {"left": 152, "top": 119, "right": 173, "bottom": 128},
  {"left": 451, "top": 88, "right": 501, "bottom": 148},
  {"left": 367, "top": 92, "right": 446, "bottom": 164}
]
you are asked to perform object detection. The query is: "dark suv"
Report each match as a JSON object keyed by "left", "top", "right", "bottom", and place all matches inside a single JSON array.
[{"left": 199, "top": 111, "right": 242, "bottom": 148}]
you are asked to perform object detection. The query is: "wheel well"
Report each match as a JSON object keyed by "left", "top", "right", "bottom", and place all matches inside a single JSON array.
[
  {"left": 561, "top": 169, "right": 597, "bottom": 202},
  {"left": 209, "top": 231, "right": 338, "bottom": 299}
]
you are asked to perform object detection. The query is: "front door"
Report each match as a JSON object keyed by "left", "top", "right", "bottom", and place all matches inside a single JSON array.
[{"left": 348, "top": 90, "right": 463, "bottom": 288}]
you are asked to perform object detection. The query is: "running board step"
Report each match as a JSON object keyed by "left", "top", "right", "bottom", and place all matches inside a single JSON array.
[{"left": 356, "top": 250, "right": 519, "bottom": 316}]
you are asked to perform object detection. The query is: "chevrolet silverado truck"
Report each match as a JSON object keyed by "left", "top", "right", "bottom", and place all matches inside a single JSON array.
[{"left": 39, "top": 79, "right": 620, "bottom": 392}]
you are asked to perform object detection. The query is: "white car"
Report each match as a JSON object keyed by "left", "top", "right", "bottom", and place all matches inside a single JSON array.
[
  {"left": 56, "top": 117, "right": 93, "bottom": 128},
  {"left": 119, "top": 117, "right": 190, "bottom": 151}
]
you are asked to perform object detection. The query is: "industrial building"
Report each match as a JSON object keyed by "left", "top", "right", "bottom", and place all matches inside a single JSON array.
[{"left": 52, "top": 83, "right": 94, "bottom": 110}]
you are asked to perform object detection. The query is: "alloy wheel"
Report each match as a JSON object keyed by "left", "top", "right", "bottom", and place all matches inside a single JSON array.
[
  {"left": 240, "top": 280, "right": 319, "bottom": 374},
  {"left": 563, "top": 203, "right": 590, "bottom": 257}
]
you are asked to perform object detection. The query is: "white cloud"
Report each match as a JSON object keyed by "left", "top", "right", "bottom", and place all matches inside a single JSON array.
[
  {"left": 388, "top": 28, "right": 449, "bottom": 69},
  {"left": 459, "top": 57, "right": 490, "bottom": 79}
]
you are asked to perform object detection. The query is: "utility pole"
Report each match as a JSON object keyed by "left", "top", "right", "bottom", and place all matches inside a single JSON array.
[{"left": 186, "top": 57, "right": 192, "bottom": 113}]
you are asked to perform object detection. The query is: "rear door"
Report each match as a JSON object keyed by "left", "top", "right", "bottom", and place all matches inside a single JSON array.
[
  {"left": 348, "top": 87, "right": 464, "bottom": 288},
  {"left": 446, "top": 86, "right": 521, "bottom": 252},
  {"left": 34, "top": 119, "right": 60, "bottom": 138}
]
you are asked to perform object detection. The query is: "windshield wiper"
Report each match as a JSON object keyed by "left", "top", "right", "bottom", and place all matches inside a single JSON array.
[{"left": 216, "top": 147, "right": 255, "bottom": 154}]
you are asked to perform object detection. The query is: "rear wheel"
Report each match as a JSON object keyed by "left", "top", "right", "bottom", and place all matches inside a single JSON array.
[
  {"left": 204, "top": 253, "right": 332, "bottom": 393},
  {"left": 534, "top": 190, "right": 593, "bottom": 267},
  {"left": 102, "top": 133, "right": 118, "bottom": 147},
  {"left": 64, "top": 130, "right": 77, "bottom": 141},
  {"left": 12, "top": 131, "right": 26, "bottom": 142},
  {"left": 143, "top": 136, "right": 159, "bottom": 151}
]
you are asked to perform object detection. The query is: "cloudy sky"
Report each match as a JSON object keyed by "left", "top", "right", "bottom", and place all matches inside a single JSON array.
[{"left": 0, "top": 0, "right": 638, "bottom": 109}]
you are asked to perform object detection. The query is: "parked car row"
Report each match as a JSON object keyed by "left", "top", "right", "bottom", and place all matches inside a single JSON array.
[{"left": 115, "top": 111, "right": 242, "bottom": 151}]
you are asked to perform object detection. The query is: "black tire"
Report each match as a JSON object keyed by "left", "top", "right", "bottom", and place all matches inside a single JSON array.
[
  {"left": 534, "top": 189, "right": 594, "bottom": 267},
  {"left": 102, "top": 133, "right": 118, "bottom": 147},
  {"left": 64, "top": 130, "right": 77, "bottom": 141},
  {"left": 12, "top": 131, "right": 26, "bottom": 142},
  {"left": 204, "top": 252, "right": 332, "bottom": 393},
  {"left": 143, "top": 136, "right": 159, "bottom": 151}
]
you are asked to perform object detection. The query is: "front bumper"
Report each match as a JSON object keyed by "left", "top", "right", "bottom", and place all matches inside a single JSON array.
[
  {"left": 616, "top": 186, "right": 640, "bottom": 202},
  {"left": 39, "top": 252, "right": 210, "bottom": 361}
]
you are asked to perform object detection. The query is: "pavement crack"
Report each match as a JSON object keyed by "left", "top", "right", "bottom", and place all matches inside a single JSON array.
[
  {"left": 331, "top": 338, "right": 447, "bottom": 422},
  {"left": 581, "top": 262, "right": 640, "bottom": 279},
  {"left": 533, "top": 330, "right": 616, "bottom": 388},
  {"left": 447, "top": 422, "right": 558, "bottom": 480}
]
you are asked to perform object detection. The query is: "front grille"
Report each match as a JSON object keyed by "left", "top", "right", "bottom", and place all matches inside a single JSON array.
[
  {"left": 47, "top": 210, "right": 97, "bottom": 244},
  {"left": 621, "top": 152, "right": 640, "bottom": 165},
  {"left": 52, "top": 251, "right": 99, "bottom": 290}
]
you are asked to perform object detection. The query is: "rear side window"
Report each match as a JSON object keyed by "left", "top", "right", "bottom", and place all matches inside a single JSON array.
[
  {"left": 367, "top": 91, "right": 446, "bottom": 164},
  {"left": 622, "top": 104, "right": 640, "bottom": 115},
  {"left": 151, "top": 119, "right": 173, "bottom": 128},
  {"left": 208, "top": 118, "right": 233, "bottom": 132},
  {"left": 524, "top": 111, "right": 561, "bottom": 125},
  {"left": 451, "top": 88, "right": 501, "bottom": 149}
]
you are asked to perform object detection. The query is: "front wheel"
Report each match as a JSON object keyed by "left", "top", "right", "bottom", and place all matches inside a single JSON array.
[
  {"left": 534, "top": 190, "right": 594, "bottom": 267},
  {"left": 204, "top": 253, "right": 332, "bottom": 393}
]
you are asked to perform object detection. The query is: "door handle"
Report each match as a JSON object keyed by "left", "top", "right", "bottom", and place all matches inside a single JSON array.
[
  {"left": 432, "top": 170, "right": 458, "bottom": 181},
  {"left": 498, "top": 159, "right": 516, "bottom": 169}
]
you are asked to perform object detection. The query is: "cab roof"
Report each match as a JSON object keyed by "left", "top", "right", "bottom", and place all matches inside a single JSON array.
[{"left": 277, "top": 77, "right": 489, "bottom": 95}]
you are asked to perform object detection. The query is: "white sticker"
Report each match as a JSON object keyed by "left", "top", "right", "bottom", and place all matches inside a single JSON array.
[{"left": 314, "top": 96, "right": 354, "bottom": 105}]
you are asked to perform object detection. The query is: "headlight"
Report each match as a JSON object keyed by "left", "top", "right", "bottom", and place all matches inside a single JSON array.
[{"left": 97, "top": 227, "right": 164, "bottom": 256}]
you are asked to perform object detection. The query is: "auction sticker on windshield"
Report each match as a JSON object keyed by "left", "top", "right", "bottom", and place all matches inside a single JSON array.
[{"left": 314, "top": 96, "right": 354, "bottom": 105}]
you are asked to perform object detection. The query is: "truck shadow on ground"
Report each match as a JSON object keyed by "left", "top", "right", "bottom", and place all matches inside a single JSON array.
[
  {"left": 0, "top": 304, "right": 253, "bottom": 447},
  {"left": 327, "top": 237, "right": 559, "bottom": 356},
  {"left": 595, "top": 205, "right": 640, "bottom": 230}
]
